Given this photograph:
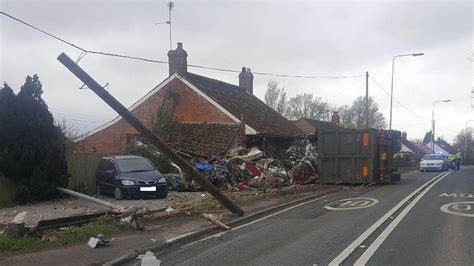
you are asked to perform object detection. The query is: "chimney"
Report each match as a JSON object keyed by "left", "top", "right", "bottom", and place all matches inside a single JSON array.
[
  {"left": 168, "top": 42, "right": 188, "bottom": 76},
  {"left": 239, "top": 67, "right": 254, "bottom": 94},
  {"left": 331, "top": 111, "right": 340, "bottom": 125},
  {"left": 402, "top": 131, "right": 407, "bottom": 140}
]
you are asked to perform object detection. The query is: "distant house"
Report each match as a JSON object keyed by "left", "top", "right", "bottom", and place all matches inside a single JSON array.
[
  {"left": 414, "top": 143, "right": 432, "bottom": 155},
  {"left": 398, "top": 132, "right": 426, "bottom": 160},
  {"left": 75, "top": 43, "right": 302, "bottom": 157},
  {"left": 425, "top": 138, "right": 456, "bottom": 155},
  {"left": 293, "top": 117, "right": 342, "bottom": 136}
]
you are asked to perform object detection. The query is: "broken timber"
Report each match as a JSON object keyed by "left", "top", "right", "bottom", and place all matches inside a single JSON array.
[
  {"left": 57, "top": 52, "right": 244, "bottom": 216},
  {"left": 201, "top": 213, "right": 231, "bottom": 231}
]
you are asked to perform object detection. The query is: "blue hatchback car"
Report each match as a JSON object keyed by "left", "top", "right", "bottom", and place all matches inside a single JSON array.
[{"left": 96, "top": 155, "right": 168, "bottom": 199}]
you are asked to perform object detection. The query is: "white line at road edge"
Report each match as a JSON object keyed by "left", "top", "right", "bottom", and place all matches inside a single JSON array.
[
  {"left": 180, "top": 194, "right": 332, "bottom": 248},
  {"left": 354, "top": 170, "right": 452, "bottom": 265},
  {"left": 329, "top": 171, "right": 452, "bottom": 266}
]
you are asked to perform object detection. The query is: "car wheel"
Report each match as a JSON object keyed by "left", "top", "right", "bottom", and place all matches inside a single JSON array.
[
  {"left": 420, "top": 169, "right": 424, "bottom": 172},
  {"left": 96, "top": 184, "right": 102, "bottom": 196},
  {"left": 114, "top": 186, "right": 123, "bottom": 200}
]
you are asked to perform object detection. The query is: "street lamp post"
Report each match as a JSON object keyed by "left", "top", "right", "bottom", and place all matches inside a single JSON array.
[
  {"left": 431, "top": 99, "right": 451, "bottom": 153},
  {"left": 389, "top": 53, "right": 424, "bottom": 130}
]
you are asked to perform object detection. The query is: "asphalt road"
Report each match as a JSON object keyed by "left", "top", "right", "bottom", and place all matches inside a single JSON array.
[{"left": 154, "top": 166, "right": 474, "bottom": 266}]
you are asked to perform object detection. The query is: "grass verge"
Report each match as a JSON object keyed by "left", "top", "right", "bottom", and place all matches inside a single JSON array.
[{"left": 0, "top": 217, "right": 125, "bottom": 255}]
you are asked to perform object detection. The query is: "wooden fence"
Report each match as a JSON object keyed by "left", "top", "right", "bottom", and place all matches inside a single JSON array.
[{"left": 66, "top": 153, "right": 108, "bottom": 194}]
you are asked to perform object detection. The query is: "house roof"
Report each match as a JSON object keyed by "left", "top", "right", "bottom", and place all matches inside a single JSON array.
[
  {"left": 156, "top": 122, "right": 241, "bottom": 158},
  {"left": 400, "top": 139, "right": 426, "bottom": 156},
  {"left": 185, "top": 72, "right": 303, "bottom": 137},
  {"left": 301, "top": 118, "right": 341, "bottom": 130},
  {"left": 434, "top": 139, "right": 456, "bottom": 154},
  {"left": 76, "top": 72, "right": 302, "bottom": 142},
  {"left": 414, "top": 143, "right": 433, "bottom": 154}
]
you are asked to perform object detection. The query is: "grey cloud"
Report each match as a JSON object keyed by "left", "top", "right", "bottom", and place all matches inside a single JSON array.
[{"left": 1, "top": 0, "right": 472, "bottom": 141}]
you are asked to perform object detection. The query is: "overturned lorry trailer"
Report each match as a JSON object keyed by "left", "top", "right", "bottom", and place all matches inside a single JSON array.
[{"left": 318, "top": 128, "right": 402, "bottom": 184}]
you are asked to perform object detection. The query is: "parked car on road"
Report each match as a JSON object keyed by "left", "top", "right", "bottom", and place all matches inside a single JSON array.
[
  {"left": 96, "top": 155, "right": 168, "bottom": 199},
  {"left": 419, "top": 154, "right": 448, "bottom": 172}
]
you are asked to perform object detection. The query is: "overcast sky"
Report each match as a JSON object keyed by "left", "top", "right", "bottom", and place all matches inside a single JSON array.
[{"left": 1, "top": 0, "right": 472, "bottom": 143}]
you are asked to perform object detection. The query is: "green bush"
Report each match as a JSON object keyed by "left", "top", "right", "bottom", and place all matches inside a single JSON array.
[{"left": 0, "top": 75, "right": 68, "bottom": 203}]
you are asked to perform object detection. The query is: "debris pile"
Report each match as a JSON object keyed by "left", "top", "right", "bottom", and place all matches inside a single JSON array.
[{"left": 179, "top": 139, "right": 319, "bottom": 192}]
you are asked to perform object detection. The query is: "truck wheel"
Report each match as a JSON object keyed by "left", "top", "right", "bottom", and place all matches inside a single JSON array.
[{"left": 114, "top": 186, "right": 123, "bottom": 200}]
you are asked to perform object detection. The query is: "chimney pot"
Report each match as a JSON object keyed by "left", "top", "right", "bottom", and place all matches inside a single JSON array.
[
  {"left": 239, "top": 66, "right": 253, "bottom": 94},
  {"left": 168, "top": 42, "right": 188, "bottom": 76}
]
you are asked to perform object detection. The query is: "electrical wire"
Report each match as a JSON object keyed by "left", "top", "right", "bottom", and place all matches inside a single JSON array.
[
  {"left": 1, "top": 11, "right": 363, "bottom": 80},
  {"left": 370, "top": 77, "right": 430, "bottom": 121},
  {"left": 370, "top": 76, "right": 458, "bottom": 134},
  {"left": 325, "top": 77, "right": 366, "bottom": 102}
]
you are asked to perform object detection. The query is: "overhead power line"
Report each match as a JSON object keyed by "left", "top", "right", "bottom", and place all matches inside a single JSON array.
[
  {"left": 325, "top": 76, "right": 366, "bottom": 102},
  {"left": 1, "top": 11, "right": 363, "bottom": 80},
  {"left": 370, "top": 77, "right": 430, "bottom": 121},
  {"left": 370, "top": 76, "right": 458, "bottom": 134}
]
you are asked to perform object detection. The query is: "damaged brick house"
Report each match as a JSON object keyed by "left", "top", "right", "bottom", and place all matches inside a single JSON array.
[{"left": 75, "top": 43, "right": 302, "bottom": 158}]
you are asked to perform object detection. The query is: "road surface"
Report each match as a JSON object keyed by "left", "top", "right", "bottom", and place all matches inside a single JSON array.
[{"left": 155, "top": 166, "right": 474, "bottom": 265}]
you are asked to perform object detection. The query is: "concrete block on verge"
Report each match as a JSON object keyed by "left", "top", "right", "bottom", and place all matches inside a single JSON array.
[
  {"left": 6, "top": 222, "right": 27, "bottom": 237},
  {"left": 12, "top": 211, "right": 28, "bottom": 223},
  {"left": 11, "top": 211, "right": 41, "bottom": 229}
]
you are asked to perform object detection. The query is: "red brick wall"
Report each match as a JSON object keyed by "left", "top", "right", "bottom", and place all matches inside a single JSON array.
[{"left": 76, "top": 77, "right": 235, "bottom": 154}]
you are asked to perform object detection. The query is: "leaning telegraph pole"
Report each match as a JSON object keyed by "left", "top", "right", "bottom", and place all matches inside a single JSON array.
[
  {"left": 365, "top": 71, "right": 369, "bottom": 129},
  {"left": 57, "top": 52, "right": 244, "bottom": 216}
]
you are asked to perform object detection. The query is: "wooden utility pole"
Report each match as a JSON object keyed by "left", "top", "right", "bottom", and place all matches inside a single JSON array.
[
  {"left": 57, "top": 52, "right": 244, "bottom": 216},
  {"left": 365, "top": 71, "right": 369, "bottom": 129}
]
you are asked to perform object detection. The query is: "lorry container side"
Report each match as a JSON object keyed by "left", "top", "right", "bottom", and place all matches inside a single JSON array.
[{"left": 318, "top": 128, "right": 401, "bottom": 184}]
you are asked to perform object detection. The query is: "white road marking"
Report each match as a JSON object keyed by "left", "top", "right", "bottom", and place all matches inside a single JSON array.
[
  {"left": 354, "top": 170, "right": 452, "bottom": 265},
  {"left": 329, "top": 171, "right": 451, "bottom": 266},
  {"left": 439, "top": 192, "right": 474, "bottom": 198},
  {"left": 180, "top": 194, "right": 332, "bottom": 247},
  {"left": 325, "top": 198, "right": 379, "bottom": 211},
  {"left": 440, "top": 201, "right": 474, "bottom": 217}
]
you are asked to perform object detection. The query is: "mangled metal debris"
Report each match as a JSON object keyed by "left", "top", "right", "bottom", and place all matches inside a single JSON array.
[{"left": 184, "top": 139, "right": 318, "bottom": 192}]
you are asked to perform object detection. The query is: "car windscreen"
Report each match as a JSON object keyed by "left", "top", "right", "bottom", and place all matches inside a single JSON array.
[
  {"left": 116, "top": 158, "right": 155, "bottom": 173},
  {"left": 422, "top": 155, "right": 443, "bottom": 160}
]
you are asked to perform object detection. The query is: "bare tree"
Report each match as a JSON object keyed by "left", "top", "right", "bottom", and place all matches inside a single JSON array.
[
  {"left": 338, "top": 96, "right": 386, "bottom": 129},
  {"left": 57, "top": 118, "right": 80, "bottom": 145},
  {"left": 336, "top": 105, "right": 354, "bottom": 128},
  {"left": 453, "top": 127, "right": 474, "bottom": 164},
  {"left": 286, "top": 94, "right": 330, "bottom": 120},
  {"left": 264, "top": 80, "right": 287, "bottom": 115}
]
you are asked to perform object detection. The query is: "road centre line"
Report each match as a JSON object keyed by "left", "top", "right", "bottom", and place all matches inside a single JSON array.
[
  {"left": 354, "top": 170, "right": 452, "bottom": 265},
  {"left": 329, "top": 171, "right": 451, "bottom": 266}
]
